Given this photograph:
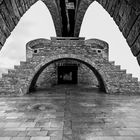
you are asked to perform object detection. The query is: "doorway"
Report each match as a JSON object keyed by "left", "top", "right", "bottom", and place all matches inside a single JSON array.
[{"left": 57, "top": 65, "right": 78, "bottom": 84}]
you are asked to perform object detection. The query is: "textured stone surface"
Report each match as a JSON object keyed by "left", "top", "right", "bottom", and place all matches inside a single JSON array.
[
  {"left": 36, "top": 60, "right": 99, "bottom": 89},
  {"left": 0, "top": 0, "right": 140, "bottom": 64},
  {"left": 131, "top": 35, "right": 140, "bottom": 56},
  {"left": 0, "top": 86, "right": 139, "bottom": 139},
  {"left": 0, "top": 37, "right": 139, "bottom": 96}
]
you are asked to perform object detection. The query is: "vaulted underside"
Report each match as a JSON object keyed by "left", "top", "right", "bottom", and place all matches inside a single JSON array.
[{"left": 0, "top": 0, "right": 140, "bottom": 65}]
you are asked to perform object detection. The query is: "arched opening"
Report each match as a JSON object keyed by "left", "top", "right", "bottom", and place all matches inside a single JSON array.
[
  {"left": 80, "top": 1, "right": 140, "bottom": 80},
  {"left": 29, "top": 58, "right": 106, "bottom": 93},
  {"left": 0, "top": 1, "right": 56, "bottom": 76}
]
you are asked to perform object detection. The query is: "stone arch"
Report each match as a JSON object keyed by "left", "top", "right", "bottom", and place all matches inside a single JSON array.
[
  {"left": 41, "top": 0, "right": 62, "bottom": 37},
  {"left": 0, "top": 0, "right": 62, "bottom": 50},
  {"left": 27, "top": 54, "right": 109, "bottom": 94},
  {"left": 75, "top": 0, "right": 140, "bottom": 65}
]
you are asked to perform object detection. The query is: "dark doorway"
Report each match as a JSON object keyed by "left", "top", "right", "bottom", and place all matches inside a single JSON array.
[{"left": 58, "top": 65, "right": 78, "bottom": 84}]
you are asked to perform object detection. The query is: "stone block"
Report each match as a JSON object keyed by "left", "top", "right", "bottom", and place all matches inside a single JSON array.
[
  {"left": 131, "top": 35, "right": 140, "bottom": 56},
  {"left": 0, "top": 28, "right": 6, "bottom": 45},
  {"left": 0, "top": 3, "right": 15, "bottom": 31},
  {"left": 0, "top": 14, "right": 11, "bottom": 37},
  {"left": 122, "top": 8, "right": 138, "bottom": 38},
  {"left": 127, "top": 15, "right": 140, "bottom": 46}
]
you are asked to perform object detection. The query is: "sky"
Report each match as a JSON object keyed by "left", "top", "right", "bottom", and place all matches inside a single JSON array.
[{"left": 0, "top": 0, "right": 140, "bottom": 80}]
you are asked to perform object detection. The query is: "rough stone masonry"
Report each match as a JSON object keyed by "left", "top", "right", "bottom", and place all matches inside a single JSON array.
[
  {"left": 0, "top": 0, "right": 140, "bottom": 95},
  {"left": 1, "top": 0, "right": 140, "bottom": 65},
  {"left": 0, "top": 37, "right": 140, "bottom": 95}
]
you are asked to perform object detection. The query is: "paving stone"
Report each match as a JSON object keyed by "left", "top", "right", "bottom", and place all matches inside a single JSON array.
[
  {"left": 26, "top": 127, "right": 41, "bottom": 131},
  {"left": 30, "top": 137, "right": 50, "bottom": 140},
  {"left": 114, "top": 136, "right": 135, "bottom": 140},
  {"left": 20, "top": 122, "right": 36, "bottom": 128},
  {"left": 0, "top": 87, "right": 139, "bottom": 140},
  {"left": 27, "top": 130, "right": 48, "bottom": 136},
  {"left": 63, "top": 134, "right": 73, "bottom": 140},
  {"left": 17, "top": 131, "right": 28, "bottom": 137},
  {"left": 0, "top": 137, "right": 11, "bottom": 140},
  {"left": 50, "top": 136, "right": 62, "bottom": 140},
  {"left": 5, "top": 122, "right": 21, "bottom": 127},
  {"left": 10, "top": 137, "right": 30, "bottom": 140},
  {"left": 0, "top": 131, "right": 19, "bottom": 137},
  {"left": 50, "top": 121, "right": 64, "bottom": 128},
  {"left": 4, "top": 127, "right": 26, "bottom": 131},
  {"left": 47, "top": 130, "right": 63, "bottom": 137},
  {"left": 118, "top": 130, "right": 135, "bottom": 136}
]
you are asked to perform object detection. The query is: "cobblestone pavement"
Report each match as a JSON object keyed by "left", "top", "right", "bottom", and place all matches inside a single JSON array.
[{"left": 0, "top": 86, "right": 140, "bottom": 140}]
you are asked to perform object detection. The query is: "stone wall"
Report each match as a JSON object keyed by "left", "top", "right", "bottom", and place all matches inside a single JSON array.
[
  {"left": 36, "top": 59, "right": 98, "bottom": 89},
  {"left": 78, "top": 63, "right": 99, "bottom": 86},
  {"left": 1, "top": 0, "right": 140, "bottom": 66},
  {"left": 36, "top": 63, "right": 57, "bottom": 89},
  {"left": 0, "top": 37, "right": 139, "bottom": 96}
]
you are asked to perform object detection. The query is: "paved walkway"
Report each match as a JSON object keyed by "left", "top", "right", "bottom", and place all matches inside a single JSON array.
[{"left": 0, "top": 86, "right": 140, "bottom": 140}]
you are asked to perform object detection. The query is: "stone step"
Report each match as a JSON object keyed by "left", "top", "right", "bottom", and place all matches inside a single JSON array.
[
  {"left": 0, "top": 79, "right": 5, "bottom": 85},
  {"left": 122, "top": 88, "right": 140, "bottom": 92},
  {"left": 0, "top": 82, "right": 13, "bottom": 88},
  {"left": 111, "top": 62, "right": 139, "bottom": 83},
  {"left": 20, "top": 61, "right": 27, "bottom": 67},
  {"left": 0, "top": 78, "right": 12, "bottom": 84},
  {"left": 105, "top": 71, "right": 126, "bottom": 75},
  {"left": 0, "top": 78, "right": 4, "bottom": 82},
  {"left": 15, "top": 69, "right": 32, "bottom": 75},
  {"left": 125, "top": 78, "right": 138, "bottom": 83},
  {"left": 14, "top": 65, "right": 21, "bottom": 70},
  {"left": 119, "top": 88, "right": 140, "bottom": 93},
  {"left": 125, "top": 73, "right": 132, "bottom": 79},
  {"left": 131, "top": 77, "right": 138, "bottom": 82},
  {"left": 119, "top": 84, "right": 140, "bottom": 88},
  {"left": 14, "top": 64, "right": 33, "bottom": 70},
  {"left": 120, "top": 69, "right": 126, "bottom": 74},
  {"left": 2, "top": 73, "right": 17, "bottom": 79},
  {"left": 113, "top": 65, "right": 121, "bottom": 70},
  {"left": 8, "top": 69, "right": 16, "bottom": 75},
  {"left": 109, "top": 61, "right": 115, "bottom": 65},
  {"left": 98, "top": 62, "right": 138, "bottom": 86},
  {"left": 100, "top": 64, "right": 121, "bottom": 71},
  {"left": 2, "top": 73, "right": 9, "bottom": 78},
  {"left": 0, "top": 87, "right": 16, "bottom": 95},
  {"left": 124, "top": 76, "right": 139, "bottom": 82},
  {"left": 113, "top": 78, "right": 138, "bottom": 83},
  {"left": 121, "top": 83, "right": 140, "bottom": 87}
]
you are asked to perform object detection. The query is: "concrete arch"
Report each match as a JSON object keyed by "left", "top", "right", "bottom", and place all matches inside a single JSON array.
[
  {"left": 27, "top": 54, "right": 109, "bottom": 94},
  {"left": 0, "top": 0, "right": 62, "bottom": 50},
  {"left": 75, "top": 0, "right": 140, "bottom": 65}
]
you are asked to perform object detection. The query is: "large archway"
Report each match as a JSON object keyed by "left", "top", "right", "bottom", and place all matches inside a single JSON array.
[
  {"left": 0, "top": 0, "right": 140, "bottom": 66},
  {"left": 75, "top": 0, "right": 140, "bottom": 66},
  {"left": 0, "top": 0, "right": 62, "bottom": 50},
  {"left": 79, "top": 1, "right": 140, "bottom": 79},
  {"left": 0, "top": 1, "right": 56, "bottom": 76},
  {"left": 29, "top": 58, "right": 106, "bottom": 93}
]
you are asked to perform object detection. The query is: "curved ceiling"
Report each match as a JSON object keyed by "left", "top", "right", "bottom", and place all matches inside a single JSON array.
[{"left": 0, "top": 0, "right": 140, "bottom": 65}]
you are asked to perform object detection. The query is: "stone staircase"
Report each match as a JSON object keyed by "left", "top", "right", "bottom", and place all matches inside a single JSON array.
[
  {"left": 0, "top": 61, "right": 30, "bottom": 95},
  {"left": 0, "top": 59, "right": 140, "bottom": 96},
  {"left": 102, "top": 60, "right": 140, "bottom": 93}
]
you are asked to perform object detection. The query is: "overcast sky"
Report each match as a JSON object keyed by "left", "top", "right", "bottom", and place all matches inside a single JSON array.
[{"left": 0, "top": 1, "right": 140, "bottom": 80}]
